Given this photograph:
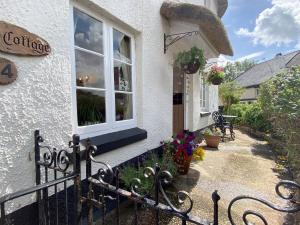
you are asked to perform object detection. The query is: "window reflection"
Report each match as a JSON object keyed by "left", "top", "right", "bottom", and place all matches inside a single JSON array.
[
  {"left": 74, "top": 8, "right": 103, "bottom": 54},
  {"left": 77, "top": 90, "right": 106, "bottom": 126},
  {"left": 114, "top": 60, "right": 132, "bottom": 91},
  {"left": 115, "top": 93, "right": 133, "bottom": 121},
  {"left": 75, "top": 49, "right": 105, "bottom": 88},
  {"left": 113, "top": 29, "right": 131, "bottom": 63}
]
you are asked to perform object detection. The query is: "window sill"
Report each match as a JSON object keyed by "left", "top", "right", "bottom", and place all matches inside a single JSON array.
[
  {"left": 200, "top": 112, "right": 211, "bottom": 117},
  {"left": 79, "top": 127, "right": 147, "bottom": 160}
]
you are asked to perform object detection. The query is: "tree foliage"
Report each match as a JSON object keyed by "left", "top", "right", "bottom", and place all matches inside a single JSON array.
[
  {"left": 258, "top": 66, "right": 300, "bottom": 179},
  {"left": 259, "top": 67, "right": 300, "bottom": 119},
  {"left": 219, "top": 81, "right": 244, "bottom": 113},
  {"left": 224, "top": 59, "right": 255, "bottom": 81}
]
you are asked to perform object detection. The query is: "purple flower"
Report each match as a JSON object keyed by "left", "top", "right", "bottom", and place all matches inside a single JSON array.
[{"left": 187, "top": 145, "right": 193, "bottom": 156}]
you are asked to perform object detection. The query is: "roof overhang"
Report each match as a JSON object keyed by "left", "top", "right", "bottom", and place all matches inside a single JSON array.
[
  {"left": 160, "top": 1, "right": 233, "bottom": 56},
  {"left": 217, "top": 0, "right": 228, "bottom": 17}
]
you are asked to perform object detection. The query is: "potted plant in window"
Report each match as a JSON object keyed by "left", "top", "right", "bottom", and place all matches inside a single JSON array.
[
  {"left": 203, "top": 129, "right": 222, "bottom": 148},
  {"left": 174, "top": 47, "right": 206, "bottom": 74},
  {"left": 207, "top": 65, "right": 225, "bottom": 85}
]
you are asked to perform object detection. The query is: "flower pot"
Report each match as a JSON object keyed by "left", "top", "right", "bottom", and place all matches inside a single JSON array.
[
  {"left": 182, "top": 60, "right": 200, "bottom": 74},
  {"left": 174, "top": 155, "right": 192, "bottom": 175},
  {"left": 211, "top": 77, "right": 223, "bottom": 85},
  {"left": 204, "top": 135, "right": 221, "bottom": 148}
]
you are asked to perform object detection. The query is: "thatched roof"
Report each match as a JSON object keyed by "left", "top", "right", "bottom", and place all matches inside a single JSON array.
[
  {"left": 160, "top": 1, "right": 233, "bottom": 56},
  {"left": 217, "top": 0, "right": 228, "bottom": 17}
]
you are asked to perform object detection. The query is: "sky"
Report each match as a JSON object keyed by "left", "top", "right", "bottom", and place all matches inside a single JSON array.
[{"left": 220, "top": 0, "right": 300, "bottom": 64}]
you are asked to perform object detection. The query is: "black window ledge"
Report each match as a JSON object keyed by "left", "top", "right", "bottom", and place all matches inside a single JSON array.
[
  {"left": 78, "top": 127, "right": 147, "bottom": 160},
  {"left": 200, "top": 112, "right": 211, "bottom": 117}
]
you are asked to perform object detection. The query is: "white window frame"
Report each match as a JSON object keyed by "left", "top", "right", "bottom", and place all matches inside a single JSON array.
[
  {"left": 200, "top": 74, "right": 209, "bottom": 112},
  {"left": 70, "top": 3, "right": 136, "bottom": 138}
]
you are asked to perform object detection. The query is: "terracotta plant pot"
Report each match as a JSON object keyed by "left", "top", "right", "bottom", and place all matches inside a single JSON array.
[
  {"left": 211, "top": 77, "right": 223, "bottom": 85},
  {"left": 182, "top": 60, "right": 200, "bottom": 74},
  {"left": 204, "top": 135, "right": 221, "bottom": 148},
  {"left": 174, "top": 155, "right": 192, "bottom": 175}
]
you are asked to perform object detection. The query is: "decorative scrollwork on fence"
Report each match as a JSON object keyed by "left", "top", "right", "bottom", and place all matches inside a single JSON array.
[
  {"left": 158, "top": 170, "right": 193, "bottom": 215},
  {"left": 228, "top": 180, "right": 300, "bottom": 225},
  {"left": 129, "top": 164, "right": 194, "bottom": 216},
  {"left": 130, "top": 178, "right": 143, "bottom": 197},
  {"left": 41, "top": 145, "right": 54, "bottom": 167},
  {"left": 88, "top": 145, "right": 114, "bottom": 186},
  {"left": 56, "top": 149, "right": 70, "bottom": 172},
  {"left": 36, "top": 134, "right": 72, "bottom": 172},
  {"left": 130, "top": 167, "right": 155, "bottom": 198}
]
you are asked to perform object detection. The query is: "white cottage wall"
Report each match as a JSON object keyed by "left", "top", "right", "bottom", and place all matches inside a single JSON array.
[
  {"left": 0, "top": 0, "right": 74, "bottom": 209},
  {"left": 0, "top": 0, "right": 221, "bottom": 211}
]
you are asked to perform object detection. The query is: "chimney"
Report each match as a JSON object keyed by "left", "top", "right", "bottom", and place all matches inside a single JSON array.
[{"left": 276, "top": 53, "right": 282, "bottom": 57}]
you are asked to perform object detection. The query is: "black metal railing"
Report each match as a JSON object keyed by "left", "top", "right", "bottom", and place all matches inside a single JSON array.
[
  {"left": 0, "top": 130, "right": 82, "bottom": 225},
  {"left": 1, "top": 131, "right": 300, "bottom": 225},
  {"left": 228, "top": 180, "right": 300, "bottom": 225},
  {"left": 84, "top": 142, "right": 300, "bottom": 225},
  {"left": 84, "top": 142, "right": 221, "bottom": 225}
]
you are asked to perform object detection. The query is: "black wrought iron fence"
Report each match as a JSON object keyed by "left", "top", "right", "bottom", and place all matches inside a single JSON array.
[
  {"left": 0, "top": 131, "right": 300, "bottom": 225},
  {"left": 83, "top": 142, "right": 300, "bottom": 225},
  {"left": 0, "top": 130, "right": 82, "bottom": 225}
]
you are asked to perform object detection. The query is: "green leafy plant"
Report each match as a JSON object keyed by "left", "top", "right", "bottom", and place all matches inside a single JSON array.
[
  {"left": 119, "top": 165, "right": 153, "bottom": 195},
  {"left": 77, "top": 91, "right": 105, "bottom": 126},
  {"left": 219, "top": 81, "right": 244, "bottom": 113},
  {"left": 174, "top": 47, "right": 206, "bottom": 74},
  {"left": 203, "top": 128, "right": 221, "bottom": 136},
  {"left": 119, "top": 153, "right": 177, "bottom": 195},
  {"left": 228, "top": 103, "right": 250, "bottom": 124},
  {"left": 243, "top": 103, "right": 272, "bottom": 132},
  {"left": 258, "top": 66, "right": 300, "bottom": 180},
  {"left": 229, "top": 103, "right": 271, "bottom": 132}
]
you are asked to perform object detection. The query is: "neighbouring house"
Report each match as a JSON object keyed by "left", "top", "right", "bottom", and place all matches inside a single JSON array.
[
  {"left": 235, "top": 50, "right": 300, "bottom": 103},
  {"left": 0, "top": 0, "right": 232, "bottom": 220}
]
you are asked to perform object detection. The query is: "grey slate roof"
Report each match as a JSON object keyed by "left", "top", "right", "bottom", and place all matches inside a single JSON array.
[{"left": 235, "top": 51, "right": 300, "bottom": 88}]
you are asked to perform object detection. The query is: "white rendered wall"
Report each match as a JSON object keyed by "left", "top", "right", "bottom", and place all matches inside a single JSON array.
[
  {"left": 0, "top": 0, "right": 221, "bottom": 211},
  {"left": 0, "top": 0, "right": 74, "bottom": 211}
]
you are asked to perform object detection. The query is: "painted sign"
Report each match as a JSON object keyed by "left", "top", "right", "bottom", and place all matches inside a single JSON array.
[
  {"left": 0, "top": 21, "right": 51, "bottom": 56},
  {"left": 0, "top": 57, "right": 17, "bottom": 85}
]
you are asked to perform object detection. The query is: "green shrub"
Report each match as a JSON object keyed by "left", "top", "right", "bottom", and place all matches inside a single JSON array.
[
  {"left": 258, "top": 67, "right": 300, "bottom": 180},
  {"left": 229, "top": 103, "right": 271, "bottom": 132},
  {"left": 228, "top": 103, "right": 249, "bottom": 124},
  {"left": 119, "top": 153, "right": 177, "bottom": 195},
  {"left": 243, "top": 103, "right": 271, "bottom": 132}
]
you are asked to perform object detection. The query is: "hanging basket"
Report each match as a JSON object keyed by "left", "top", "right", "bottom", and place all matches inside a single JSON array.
[
  {"left": 182, "top": 60, "right": 200, "bottom": 74},
  {"left": 174, "top": 155, "right": 192, "bottom": 175},
  {"left": 211, "top": 77, "right": 224, "bottom": 85}
]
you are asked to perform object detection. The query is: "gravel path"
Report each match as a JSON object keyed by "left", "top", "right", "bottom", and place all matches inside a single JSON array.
[
  {"left": 99, "top": 130, "right": 295, "bottom": 225},
  {"left": 171, "top": 129, "right": 294, "bottom": 225}
]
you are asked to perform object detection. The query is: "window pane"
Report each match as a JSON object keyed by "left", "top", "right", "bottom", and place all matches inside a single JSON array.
[
  {"left": 113, "top": 60, "right": 132, "bottom": 91},
  {"left": 113, "top": 29, "right": 131, "bottom": 63},
  {"left": 75, "top": 49, "right": 105, "bottom": 88},
  {"left": 74, "top": 8, "right": 103, "bottom": 54},
  {"left": 77, "top": 89, "right": 106, "bottom": 126},
  {"left": 115, "top": 93, "right": 133, "bottom": 121}
]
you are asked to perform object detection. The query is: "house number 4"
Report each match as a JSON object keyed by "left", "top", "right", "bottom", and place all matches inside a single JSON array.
[
  {"left": 0, "top": 57, "right": 17, "bottom": 85},
  {"left": 1, "top": 64, "right": 12, "bottom": 77}
]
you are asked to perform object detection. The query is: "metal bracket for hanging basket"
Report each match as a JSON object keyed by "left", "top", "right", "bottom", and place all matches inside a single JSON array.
[{"left": 164, "top": 30, "right": 199, "bottom": 54}]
